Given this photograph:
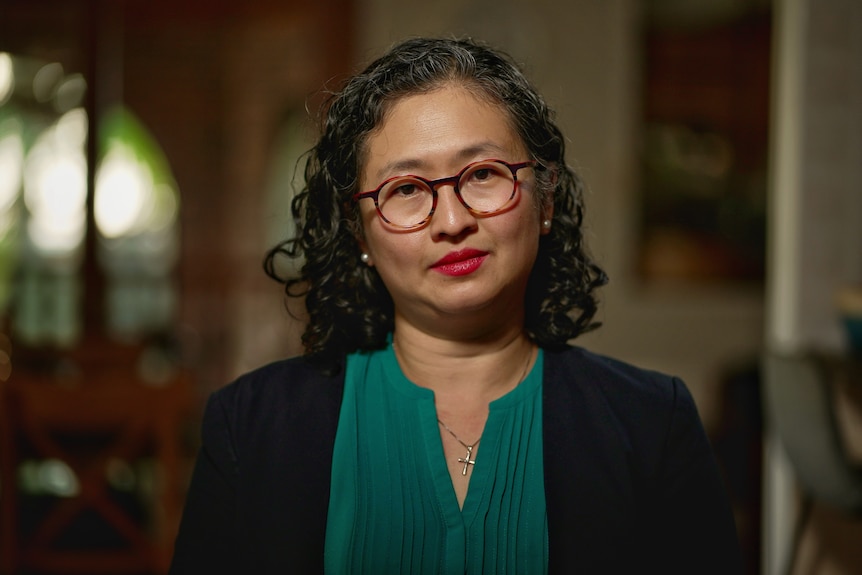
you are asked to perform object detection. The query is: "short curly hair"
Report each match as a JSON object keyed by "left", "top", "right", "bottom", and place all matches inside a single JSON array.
[{"left": 264, "top": 37, "right": 607, "bottom": 368}]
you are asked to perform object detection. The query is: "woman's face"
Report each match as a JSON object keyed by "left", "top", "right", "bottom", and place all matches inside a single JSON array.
[{"left": 357, "top": 85, "right": 551, "bottom": 336}]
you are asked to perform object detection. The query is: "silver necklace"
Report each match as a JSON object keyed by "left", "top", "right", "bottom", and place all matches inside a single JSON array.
[{"left": 436, "top": 347, "right": 534, "bottom": 476}]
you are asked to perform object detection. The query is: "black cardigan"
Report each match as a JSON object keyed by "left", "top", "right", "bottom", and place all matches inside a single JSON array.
[{"left": 170, "top": 346, "right": 742, "bottom": 574}]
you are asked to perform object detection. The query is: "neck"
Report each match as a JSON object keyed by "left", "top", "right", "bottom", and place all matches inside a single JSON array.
[{"left": 391, "top": 317, "right": 536, "bottom": 404}]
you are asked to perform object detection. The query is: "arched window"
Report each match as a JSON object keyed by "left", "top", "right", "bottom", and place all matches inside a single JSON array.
[
  {"left": 95, "top": 107, "right": 180, "bottom": 341},
  {"left": 0, "top": 52, "right": 181, "bottom": 354}
]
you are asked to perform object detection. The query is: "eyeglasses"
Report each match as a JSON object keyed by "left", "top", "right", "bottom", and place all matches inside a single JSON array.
[{"left": 353, "top": 158, "right": 537, "bottom": 230}]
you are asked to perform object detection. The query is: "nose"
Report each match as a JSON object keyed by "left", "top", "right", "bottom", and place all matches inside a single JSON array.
[{"left": 428, "top": 183, "right": 478, "bottom": 238}]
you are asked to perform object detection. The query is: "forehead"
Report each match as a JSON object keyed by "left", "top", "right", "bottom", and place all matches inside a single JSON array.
[{"left": 361, "top": 85, "right": 524, "bottom": 182}]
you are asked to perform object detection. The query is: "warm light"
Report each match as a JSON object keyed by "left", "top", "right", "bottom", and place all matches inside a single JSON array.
[
  {"left": 95, "top": 107, "right": 182, "bottom": 341},
  {"left": 96, "top": 108, "right": 181, "bottom": 240},
  {"left": 0, "top": 122, "right": 23, "bottom": 241},
  {"left": 0, "top": 53, "right": 12, "bottom": 105},
  {"left": 0, "top": 119, "right": 24, "bottom": 213},
  {"left": 95, "top": 143, "right": 154, "bottom": 238},
  {"left": 24, "top": 157, "right": 87, "bottom": 253},
  {"left": 55, "top": 107, "right": 88, "bottom": 149},
  {"left": 23, "top": 110, "right": 88, "bottom": 254}
]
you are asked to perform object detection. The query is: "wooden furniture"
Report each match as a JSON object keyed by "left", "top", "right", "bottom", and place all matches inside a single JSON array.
[{"left": 0, "top": 368, "right": 193, "bottom": 575}]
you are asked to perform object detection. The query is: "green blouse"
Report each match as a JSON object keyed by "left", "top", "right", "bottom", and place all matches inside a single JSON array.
[{"left": 324, "top": 343, "right": 548, "bottom": 574}]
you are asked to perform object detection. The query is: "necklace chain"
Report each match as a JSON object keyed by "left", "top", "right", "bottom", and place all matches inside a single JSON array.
[
  {"left": 437, "top": 419, "right": 480, "bottom": 476},
  {"left": 437, "top": 419, "right": 481, "bottom": 451},
  {"left": 436, "top": 346, "right": 534, "bottom": 476}
]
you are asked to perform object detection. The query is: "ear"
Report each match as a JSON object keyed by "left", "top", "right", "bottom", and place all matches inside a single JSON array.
[
  {"left": 356, "top": 236, "right": 374, "bottom": 266},
  {"left": 536, "top": 163, "right": 557, "bottom": 235},
  {"left": 539, "top": 193, "right": 554, "bottom": 236}
]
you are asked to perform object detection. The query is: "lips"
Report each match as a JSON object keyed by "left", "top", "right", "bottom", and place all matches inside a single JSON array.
[{"left": 431, "top": 248, "right": 488, "bottom": 276}]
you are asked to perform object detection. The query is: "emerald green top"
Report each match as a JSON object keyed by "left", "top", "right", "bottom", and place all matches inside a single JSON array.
[{"left": 324, "top": 342, "right": 548, "bottom": 574}]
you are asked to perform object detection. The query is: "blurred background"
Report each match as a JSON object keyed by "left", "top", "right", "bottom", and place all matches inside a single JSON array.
[{"left": 0, "top": 0, "right": 859, "bottom": 573}]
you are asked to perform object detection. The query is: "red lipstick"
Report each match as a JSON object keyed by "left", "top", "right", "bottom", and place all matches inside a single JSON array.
[{"left": 431, "top": 248, "right": 488, "bottom": 277}]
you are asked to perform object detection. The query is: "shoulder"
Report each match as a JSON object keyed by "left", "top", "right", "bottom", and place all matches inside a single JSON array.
[
  {"left": 204, "top": 356, "right": 345, "bottom": 442},
  {"left": 543, "top": 345, "right": 689, "bottom": 407},
  {"left": 541, "top": 346, "right": 741, "bottom": 573},
  {"left": 213, "top": 356, "right": 343, "bottom": 406},
  {"left": 541, "top": 345, "right": 702, "bottom": 449}
]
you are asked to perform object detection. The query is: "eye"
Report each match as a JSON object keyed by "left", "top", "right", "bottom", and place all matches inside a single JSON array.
[
  {"left": 464, "top": 163, "right": 506, "bottom": 185},
  {"left": 380, "top": 177, "right": 428, "bottom": 202},
  {"left": 472, "top": 168, "right": 494, "bottom": 181},
  {"left": 390, "top": 182, "right": 421, "bottom": 197}
]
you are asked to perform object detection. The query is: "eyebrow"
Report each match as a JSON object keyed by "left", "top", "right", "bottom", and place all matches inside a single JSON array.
[{"left": 373, "top": 142, "right": 511, "bottom": 181}]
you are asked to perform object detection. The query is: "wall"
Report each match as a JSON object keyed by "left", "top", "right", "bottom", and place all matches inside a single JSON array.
[
  {"left": 767, "top": 0, "right": 862, "bottom": 355},
  {"left": 764, "top": 0, "right": 862, "bottom": 573},
  {"left": 116, "top": 1, "right": 354, "bottom": 389}
]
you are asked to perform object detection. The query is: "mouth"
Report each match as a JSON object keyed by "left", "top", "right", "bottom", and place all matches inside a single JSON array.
[{"left": 431, "top": 248, "right": 488, "bottom": 277}]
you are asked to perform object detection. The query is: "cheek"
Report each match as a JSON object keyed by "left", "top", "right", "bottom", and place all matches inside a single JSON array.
[
  {"left": 356, "top": 205, "right": 380, "bottom": 252},
  {"left": 363, "top": 226, "right": 422, "bottom": 266},
  {"left": 512, "top": 214, "right": 544, "bottom": 264},
  {"left": 509, "top": 205, "right": 543, "bottom": 238},
  {"left": 358, "top": 202, "right": 377, "bottom": 227}
]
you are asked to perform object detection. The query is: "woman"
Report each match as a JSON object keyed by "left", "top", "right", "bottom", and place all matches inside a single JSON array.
[{"left": 170, "top": 37, "right": 742, "bottom": 574}]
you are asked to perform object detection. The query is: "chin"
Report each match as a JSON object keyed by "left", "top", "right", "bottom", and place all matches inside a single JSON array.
[{"left": 432, "top": 290, "right": 518, "bottom": 319}]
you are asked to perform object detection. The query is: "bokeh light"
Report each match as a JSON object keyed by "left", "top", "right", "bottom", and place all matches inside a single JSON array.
[
  {"left": 23, "top": 108, "right": 88, "bottom": 254},
  {"left": 0, "top": 119, "right": 24, "bottom": 217},
  {"left": 0, "top": 53, "right": 13, "bottom": 105},
  {"left": 95, "top": 143, "right": 154, "bottom": 238},
  {"left": 32, "top": 62, "right": 64, "bottom": 103}
]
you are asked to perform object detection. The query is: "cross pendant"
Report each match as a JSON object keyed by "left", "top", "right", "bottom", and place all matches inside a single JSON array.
[{"left": 458, "top": 445, "right": 476, "bottom": 476}]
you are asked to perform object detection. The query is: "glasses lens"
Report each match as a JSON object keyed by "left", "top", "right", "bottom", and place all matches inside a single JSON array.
[
  {"left": 458, "top": 161, "right": 517, "bottom": 214},
  {"left": 378, "top": 177, "right": 434, "bottom": 228}
]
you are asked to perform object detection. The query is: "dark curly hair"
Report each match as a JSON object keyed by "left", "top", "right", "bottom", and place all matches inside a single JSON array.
[{"left": 264, "top": 37, "right": 607, "bottom": 368}]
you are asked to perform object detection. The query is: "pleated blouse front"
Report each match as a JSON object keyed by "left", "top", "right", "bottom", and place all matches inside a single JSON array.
[{"left": 324, "top": 343, "right": 548, "bottom": 574}]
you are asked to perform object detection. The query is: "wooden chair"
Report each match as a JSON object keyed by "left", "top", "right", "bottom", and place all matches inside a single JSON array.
[{"left": 0, "top": 370, "right": 193, "bottom": 575}]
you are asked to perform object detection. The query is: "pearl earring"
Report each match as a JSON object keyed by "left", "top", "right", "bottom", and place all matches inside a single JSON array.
[
  {"left": 542, "top": 220, "right": 552, "bottom": 230},
  {"left": 360, "top": 253, "right": 370, "bottom": 264}
]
